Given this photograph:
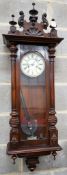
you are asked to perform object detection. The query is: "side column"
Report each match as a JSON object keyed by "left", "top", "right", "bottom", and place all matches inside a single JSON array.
[
  {"left": 9, "top": 44, "right": 20, "bottom": 144},
  {"left": 48, "top": 46, "right": 58, "bottom": 150}
]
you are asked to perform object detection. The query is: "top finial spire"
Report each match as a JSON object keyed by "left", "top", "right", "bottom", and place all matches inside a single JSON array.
[
  {"left": 29, "top": 2, "right": 38, "bottom": 26},
  {"left": 32, "top": 2, "right": 35, "bottom": 9},
  {"left": 29, "top": 2, "right": 38, "bottom": 16}
]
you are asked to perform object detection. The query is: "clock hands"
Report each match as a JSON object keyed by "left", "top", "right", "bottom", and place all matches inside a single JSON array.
[{"left": 20, "top": 90, "right": 37, "bottom": 137}]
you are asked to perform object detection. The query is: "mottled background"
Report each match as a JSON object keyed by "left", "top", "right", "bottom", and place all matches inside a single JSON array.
[{"left": 0, "top": 0, "right": 67, "bottom": 175}]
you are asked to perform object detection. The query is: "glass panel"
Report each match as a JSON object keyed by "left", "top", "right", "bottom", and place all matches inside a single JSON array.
[{"left": 20, "top": 46, "right": 48, "bottom": 140}]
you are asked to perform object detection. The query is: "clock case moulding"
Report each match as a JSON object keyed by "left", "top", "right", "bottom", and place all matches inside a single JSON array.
[{"left": 2, "top": 3, "right": 63, "bottom": 172}]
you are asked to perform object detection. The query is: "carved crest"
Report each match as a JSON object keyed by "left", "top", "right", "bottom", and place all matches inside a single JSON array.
[{"left": 9, "top": 2, "right": 57, "bottom": 37}]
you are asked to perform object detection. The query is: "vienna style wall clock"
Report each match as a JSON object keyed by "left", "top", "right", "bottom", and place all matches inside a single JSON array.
[{"left": 3, "top": 3, "right": 63, "bottom": 171}]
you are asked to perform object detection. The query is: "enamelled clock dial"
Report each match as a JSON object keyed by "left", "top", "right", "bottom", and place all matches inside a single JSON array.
[{"left": 20, "top": 51, "right": 45, "bottom": 78}]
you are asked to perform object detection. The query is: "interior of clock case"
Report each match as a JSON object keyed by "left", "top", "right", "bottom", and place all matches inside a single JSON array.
[{"left": 18, "top": 45, "right": 50, "bottom": 144}]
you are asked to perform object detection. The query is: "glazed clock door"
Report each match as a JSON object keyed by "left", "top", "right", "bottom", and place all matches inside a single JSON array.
[{"left": 18, "top": 45, "right": 49, "bottom": 144}]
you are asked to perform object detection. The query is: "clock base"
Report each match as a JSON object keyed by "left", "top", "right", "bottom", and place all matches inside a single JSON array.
[{"left": 7, "top": 142, "right": 62, "bottom": 171}]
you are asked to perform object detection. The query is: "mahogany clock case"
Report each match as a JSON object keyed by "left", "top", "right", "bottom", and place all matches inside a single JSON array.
[{"left": 2, "top": 2, "right": 63, "bottom": 171}]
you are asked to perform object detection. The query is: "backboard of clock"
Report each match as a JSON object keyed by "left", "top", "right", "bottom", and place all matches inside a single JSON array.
[{"left": 2, "top": 3, "right": 63, "bottom": 171}]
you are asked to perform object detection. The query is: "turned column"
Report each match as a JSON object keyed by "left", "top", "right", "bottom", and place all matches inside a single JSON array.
[
  {"left": 48, "top": 45, "right": 58, "bottom": 149},
  {"left": 9, "top": 44, "right": 20, "bottom": 143}
]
